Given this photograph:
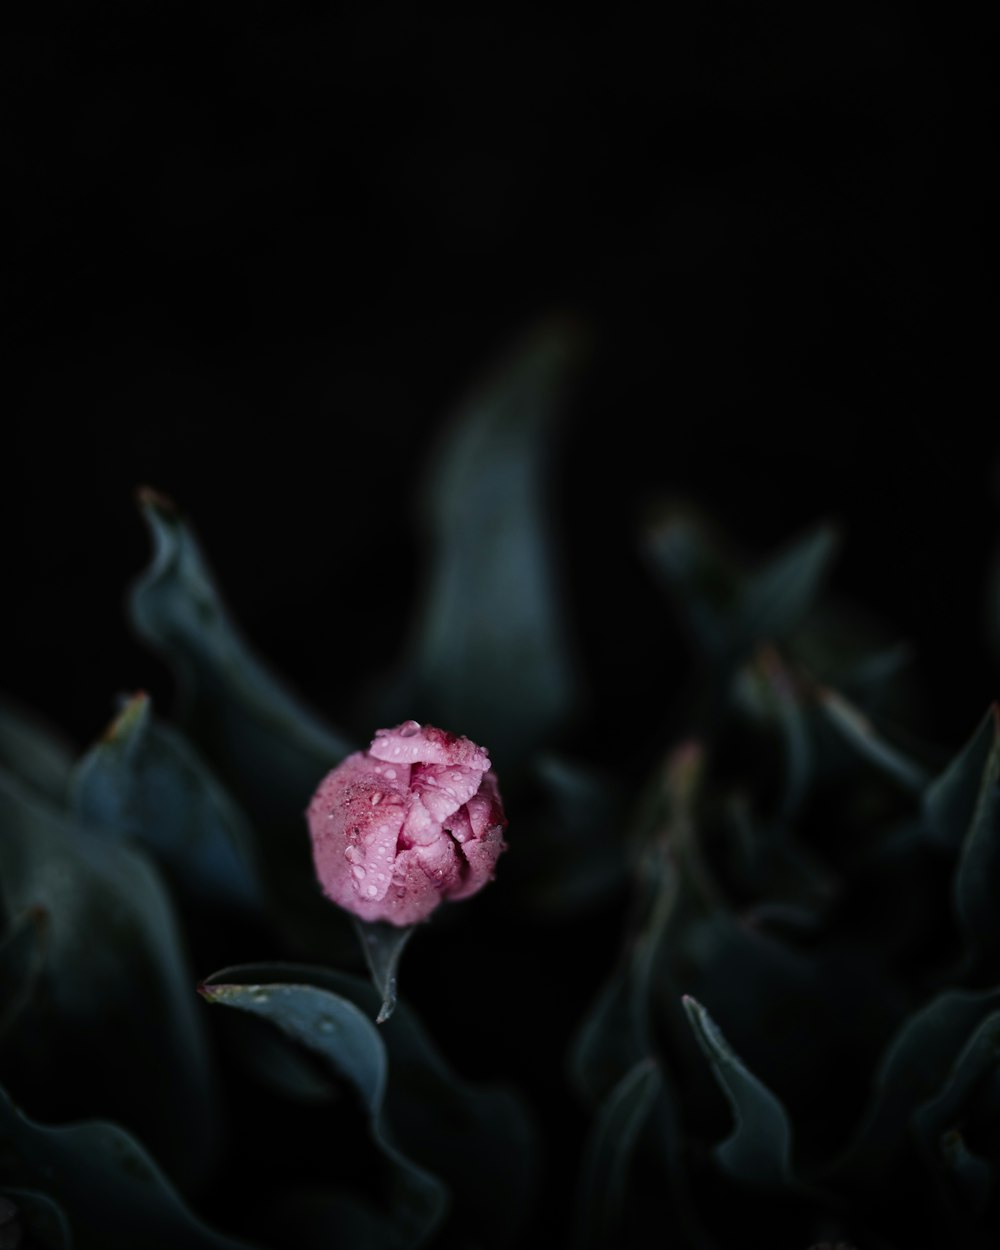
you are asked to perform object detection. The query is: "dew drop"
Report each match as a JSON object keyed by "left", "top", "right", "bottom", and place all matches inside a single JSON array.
[
  {"left": 345, "top": 846, "right": 361, "bottom": 863},
  {"left": 445, "top": 787, "right": 456, "bottom": 798},
  {"left": 367, "top": 884, "right": 378, "bottom": 897},
  {"left": 399, "top": 720, "right": 421, "bottom": 737},
  {"left": 370, "top": 792, "right": 383, "bottom": 805},
  {"left": 377, "top": 846, "right": 387, "bottom": 857},
  {"left": 377, "top": 872, "right": 386, "bottom": 881},
  {"left": 352, "top": 865, "right": 366, "bottom": 880},
  {"left": 319, "top": 1018, "right": 335, "bottom": 1034},
  {"left": 385, "top": 769, "right": 397, "bottom": 780}
]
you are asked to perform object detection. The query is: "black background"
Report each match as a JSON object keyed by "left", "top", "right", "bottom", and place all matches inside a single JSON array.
[{"left": 6, "top": 4, "right": 998, "bottom": 773}]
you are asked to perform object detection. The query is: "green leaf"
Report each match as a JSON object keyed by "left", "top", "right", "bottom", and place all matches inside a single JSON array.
[
  {"left": 924, "top": 706, "right": 999, "bottom": 850},
  {"left": 0, "top": 699, "right": 74, "bottom": 805},
  {"left": 70, "top": 692, "right": 263, "bottom": 913},
  {"left": 912, "top": 1010, "right": 1000, "bottom": 1220},
  {"left": 390, "top": 322, "right": 583, "bottom": 768},
  {"left": 737, "top": 524, "right": 838, "bottom": 648},
  {"left": 199, "top": 975, "right": 448, "bottom": 1250},
  {"left": 0, "top": 1087, "right": 252, "bottom": 1250},
  {"left": 644, "top": 508, "right": 739, "bottom": 657},
  {"left": 203, "top": 963, "right": 537, "bottom": 1249},
  {"left": 0, "top": 1188, "right": 73, "bottom": 1249},
  {"left": 831, "top": 986, "right": 1000, "bottom": 1187},
  {"left": 0, "top": 772, "right": 219, "bottom": 1188},
  {"left": 129, "top": 488, "right": 352, "bottom": 824},
  {"left": 817, "top": 687, "right": 929, "bottom": 792},
  {"left": 953, "top": 710, "right": 1000, "bottom": 969},
  {"left": 129, "top": 491, "right": 354, "bottom": 945},
  {"left": 682, "top": 996, "right": 796, "bottom": 1193},
  {"left": 351, "top": 920, "right": 415, "bottom": 1024},
  {"left": 574, "top": 1060, "right": 661, "bottom": 1250}
]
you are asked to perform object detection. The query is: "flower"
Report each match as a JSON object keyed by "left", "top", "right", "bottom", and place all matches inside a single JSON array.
[{"left": 307, "top": 720, "right": 508, "bottom": 926}]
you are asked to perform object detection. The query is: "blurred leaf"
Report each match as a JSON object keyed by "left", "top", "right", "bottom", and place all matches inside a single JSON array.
[
  {"left": 682, "top": 996, "right": 796, "bottom": 1193},
  {"left": 644, "top": 509, "right": 739, "bottom": 657},
  {"left": 912, "top": 1010, "right": 1000, "bottom": 1223},
  {"left": 0, "top": 772, "right": 219, "bottom": 1188},
  {"left": 351, "top": 920, "right": 414, "bottom": 1024},
  {"left": 952, "top": 710, "right": 1000, "bottom": 970},
  {"left": 738, "top": 525, "right": 838, "bottom": 649},
  {"left": 924, "top": 706, "right": 999, "bottom": 850},
  {"left": 129, "top": 491, "right": 354, "bottom": 947},
  {"left": 935, "top": 1130, "right": 994, "bottom": 1219},
  {"left": 0, "top": 700, "right": 74, "bottom": 805},
  {"left": 203, "top": 963, "right": 537, "bottom": 1249},
  {"left": 200, "top": 974, "right": 448, "bottom": 1250},
  {"left": 574, "top": 1059, "right": 661, "bottom": 1250},
  {"left": 831, "top": 986, "right": 1000, "bottom": 1187},
  {"left": 0, "top": 1188, "right": 72, "bottom": 1249},
  {"left": 391, "top": 322, "right": 583, "bottom": 768},
  {"left": 0, "top": 1087, "right": 251, "bottom": 1250},
  {"left": 129, "top": 488, "right": 352, "bottom": 824},
  {"left": 817, "top": 687, "right": 929, "bottom": 792},
  {"left": 70, "top": 692, "right": 263, "bottom": 913}
]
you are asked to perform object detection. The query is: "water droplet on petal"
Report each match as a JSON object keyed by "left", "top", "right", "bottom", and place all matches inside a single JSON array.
[
  {"left": 377, "top": 873, "right": 386, "bottom": 881},
  {"left": 352, "top": 865, "right": 366, "bottom": 880},
  {"left": 385, "top": 769, "right": 396, "bottom": 780},
  {"left": 367, "top": 884, "right": 378, "bottom": 896},
  {"left": 345, "top": 846, "right": 361, "bottom": 863},
  {"left": 377, "top": 846, "right": 387, "bottom": 857},
  {"left": 399, "top": 720, "right": 421, "bottom": 737},
  {"left": 370, "top": 791, "right": 383, "bottom": 805}
]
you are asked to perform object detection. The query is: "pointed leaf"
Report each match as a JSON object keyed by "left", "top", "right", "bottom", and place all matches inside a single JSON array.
[
  {"left": 395, "top": 322, "right": 583, "bottom": 767},
  {"left": 0, "top": 699, "right": 73, "bottom": 804},
  {"left": 574, "top": 1059, "right": 661, "bottom": 1250},
  {"left": 924, "top": 706, "right": 999, "bottom": 849},
  {"left": 953, "top": 711, "right": 1000, "bottom": 968},
  {"left": 204, "top": 963, "right": 537, "bottom": 1249},
  {"left": 0, "top": 773, "right": 219, "bottom": 1188},
  {"left": 129, "top": 491, "right": 354, "bottom": 944},
  {"left": 129, "top": 489, "right": 352, "bottom": 823},
  {"left": 832, "top": 986, "right": 1000, "bottom": 1185},
  {"left": 738, "top": 524, "right": 838, "bottom": 647},
  {"left": 71, "top": 692, "right": 263, "bottom": 913},
  {"left": 352, "top": 919, "right": 415, "bottom": 1024},
  {"left": 0, "top": 1088, "right": 251, "bottom": 1250},
  {"left": 199, "top": 976, "right": 448, "bottom": 1250},
  {"left": 683, "top": 996, "right": 796, "bottom": 1192},
  {"left": 817, "top": 687, "right": 929, "bottom": 792}
]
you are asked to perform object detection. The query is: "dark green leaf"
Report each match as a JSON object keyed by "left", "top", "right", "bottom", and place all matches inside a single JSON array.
[
  {"left": 738, "top": 524, "right": 838, "bottom": 648},
  {"left": 203, "top": 963, "right": 537, "bottom": 1249},
  {"left": 129, "top": 488, "right": 352, "bottom": 824},
  {"left": 390, "top": 322, "right": 583, "bottom": 768},
  {"left": 574, "top": 1060, "right": 661, "bottom": 1250},
  {"left": 817, "top": 687, "right": 929, "bottom": 792},
  {"left": 71, "top": 692, "right": 263, "bottom": 913},
  {"left": 0, "top": 772, "right": 219, "bottom": 1188},
  {"left": 200, "top": 975, "right": 448, "bottom": 1250},
  {"left": 0, "top": 1188, "right": 73, "bottom": 1249},
  {"left": 644, "top": 508, "right": 739, "bottom": 657},
  {"left": 953, "top": 710, "right": 1000, "bottom": 969},
  {"left": 924, "top": 706, "right": 999, "bottom": 850},
  {"left": 935, "top": 1130, "right": 994, "bottom": 1218},
  {"left": 831, "top": 986, "right": 1000, "bottom": 1186},
  {"left": 683, "top": 996, "right": 796, "bottom": 1193},
  {"left": 0, "top": 699, "right": 73, "bottom": 805},
  {"left": 129, "top": 491, "right": 354, "bottom": 946},
  {"left": 0, "top": 1088, "right": 251, "bottom": 1250},
  {"left": 351, "top": 920, "right": 414, "bottom": 1024}
]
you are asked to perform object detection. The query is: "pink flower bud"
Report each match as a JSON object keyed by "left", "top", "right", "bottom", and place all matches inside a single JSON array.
[{"left": 307, "top": 721, "right": 508, "bottom": 926}]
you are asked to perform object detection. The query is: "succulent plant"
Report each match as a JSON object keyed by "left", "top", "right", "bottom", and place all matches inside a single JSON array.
[{"left": 1, "top": 325, "right": 998, "bottom": 1249}]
